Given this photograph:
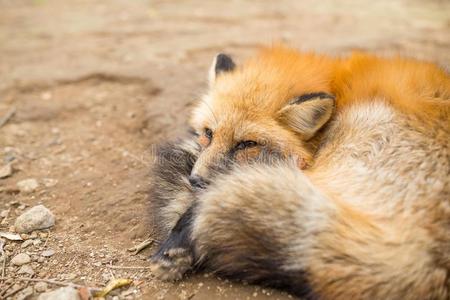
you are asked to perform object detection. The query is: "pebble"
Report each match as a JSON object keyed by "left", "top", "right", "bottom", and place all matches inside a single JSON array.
[
  {"left": 0, "top": 163, "right": 12, "bottom": 178},
  {"left": 63, "top": 273, "right": 77, "bottom": 280},
  {"left": 21, "top": 239, "right": 34, "bottom": 248},
  {"left": 14, "top": 205, "right": 55, "bottom": 233},
  {"left": 17, "top": 264, "right": 35, "bottom": 276},
  {"left": 0, "top": 209, "right": 9, "bottom": 218},
  {"left": 11, "top": 253, "right": 31, "bottom": 266},
  {"left": 42, "top": 178, "right": 58, "bottom": 187},
  {"left": 38, "top": 286, "right": 80, "bottom": 300},
  {"left": 35, "top": 282, "right": 48, "bottom": 293},
  {"left": 16, "top": 178, "right": 39, "bottom": 193},
  {"left": 37, "top": 257, "right": 45, "bottom": 263},
  {"left": 41, "top": 249, "right": 55, "bottom": 257}
]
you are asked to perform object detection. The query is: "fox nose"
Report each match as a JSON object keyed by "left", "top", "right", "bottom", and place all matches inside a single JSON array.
[{"left": 188, "top": 175, "right": 207, "bottom": 189}]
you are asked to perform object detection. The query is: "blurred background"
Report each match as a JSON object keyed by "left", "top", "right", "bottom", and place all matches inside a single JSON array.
[{"left": 0, "top": 0, "right": 449, "bottom": 299}]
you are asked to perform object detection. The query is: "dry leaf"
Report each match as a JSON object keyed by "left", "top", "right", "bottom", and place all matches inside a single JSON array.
[{"left": 94, "top": 278, "right": 132, "bottom": 297}]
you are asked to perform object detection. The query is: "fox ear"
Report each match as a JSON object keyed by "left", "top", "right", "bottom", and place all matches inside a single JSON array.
[
  {"left": 278, "top": 93, "right": 335, "bottom": 140},
  {"left": 209, "top": 53, "right": 235, "bottom": 84}
]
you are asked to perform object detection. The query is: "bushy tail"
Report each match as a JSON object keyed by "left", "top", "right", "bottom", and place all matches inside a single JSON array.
[{"left": 151, "top": 162, "right": 449, "bottom": 299}]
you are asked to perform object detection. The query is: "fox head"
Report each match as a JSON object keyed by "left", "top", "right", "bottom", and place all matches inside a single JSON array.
[{"left": 189, "top": 47, "right": 335, "bottom": 187}]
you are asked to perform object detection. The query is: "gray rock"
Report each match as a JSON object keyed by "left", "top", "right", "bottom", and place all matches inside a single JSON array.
[
  {"left": 17, "top": 264, "right": 35, "bottom": 276},
  {"left": 38, "top": 286, "right": 80, "bottom": 300},
  {"left": 35, "top": 282, "right": 48, "bottom": 293},
  {"left": 16, "top": 178, "right": 39, "bottom": 193},
  {"left": 42, "top": 178, "right": 58, "bottom": 187},
  {"left": 0, "top": 163, "right": 12, "bottom": 179},
  {"left": 21, "top": 239, "right": 34, "bottom": 248},
  {"left": 11, "top": 253, "right": 31, "bottom": 266},
  {"left": 14, "top": 205, "right": 55, "bottom": 233},
  {"left": 41, "top": 249, "right": 55, "bottom": 257}
]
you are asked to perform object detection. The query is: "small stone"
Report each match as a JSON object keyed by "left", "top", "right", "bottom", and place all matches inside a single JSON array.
[
  {"left": 11, "top": 253, "right": 31, "bottom": 266},
  {"left": 41, "top": 92, "right": 52, "bottom": 100},
  {"left": 21, "top": 239, "right": 34, "bottom": 248},
  {"left": 41, "top": 249, "right": 55, "bottom": 257},
  {"left": 42, "top": 178, "right": 58, "bottom": 188},
  {"left": 4, "top": 244, "right": 14, "bottom": 251},
  {"left": 37, "top": 257, "right": 45, "bottom": 263},
  {"left": 14, "top": 205, "right": 55, "bottom": 233},
  {"left": 20, "top": 233, "right": 30, "bottom": 240},
  {"left": 38, "top": 286, "right": 80, "bottom": 300},
  {"left": 0, "top": 163, "right": 12, "bottom": 179},
  {"left": 16, "top": 178, "right": 39, "bottom": 193},
  {"left": 33, "top": 239, "right": 42, "bottom": 246},
  {"left": 18, "top": 264, "right": 35, "bottom": 275},
  {"left": 35, "top": 282, "right": 48, "bottom": 293},
  {"left": 64, "top": 273, "right": 76, "bottom": 280},
  {"left": 0, "top": 209, "right": 9, "bottom": 218}
]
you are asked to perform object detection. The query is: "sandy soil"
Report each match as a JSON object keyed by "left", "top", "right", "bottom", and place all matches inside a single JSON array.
[{"left": 0, "top": 0, "right": 448, "bottom": 299}]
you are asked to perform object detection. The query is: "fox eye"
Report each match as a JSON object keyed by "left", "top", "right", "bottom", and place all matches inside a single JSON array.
[
  {"left": 204, "top": 128, "right": 213, "bottom": 140},
  {"left": 198, "top": 127, "right": 213, "bottom": 148},
  {"left": 235, "top": 140, "right": 257, "bottom": 151}
]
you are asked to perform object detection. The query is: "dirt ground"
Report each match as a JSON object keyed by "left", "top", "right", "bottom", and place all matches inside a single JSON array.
[{"left": 0, "top": 0, "right": 449, "bottom": 299}]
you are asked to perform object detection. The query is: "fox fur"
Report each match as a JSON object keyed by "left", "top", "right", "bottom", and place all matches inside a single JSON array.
[{"left": 148, "top": 46, "right": 450, "bottom": 299}]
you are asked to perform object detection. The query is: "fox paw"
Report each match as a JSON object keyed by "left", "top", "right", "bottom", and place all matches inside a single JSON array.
[{"left": 150, "top": 247, "right": 193, "bottom": 281}]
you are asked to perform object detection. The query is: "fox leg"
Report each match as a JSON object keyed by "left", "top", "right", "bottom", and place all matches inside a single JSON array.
[{"left": 151, "top": 163, "right": 448, "bottom": 299}]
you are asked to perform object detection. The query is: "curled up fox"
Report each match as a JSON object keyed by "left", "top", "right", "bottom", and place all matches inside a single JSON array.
[{"left": 147, "top": 46, "right": 450, "bottom": 299}]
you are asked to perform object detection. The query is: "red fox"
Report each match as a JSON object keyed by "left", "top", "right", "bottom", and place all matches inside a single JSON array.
[{"left": 148, "top": 46, "right": 450, "bottom": 299}]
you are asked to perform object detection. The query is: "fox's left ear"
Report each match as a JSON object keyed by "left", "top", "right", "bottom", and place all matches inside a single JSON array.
[
  {"left": 278, "top": 93, "right": 335, "bottom": 140},
  {"left": 209, "top": 53, "right": 235, "bottom": 84}
]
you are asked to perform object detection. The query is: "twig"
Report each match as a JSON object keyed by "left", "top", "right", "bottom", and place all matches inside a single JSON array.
[
  {"left": 43, "top": 231, "right": 50, "bottom": 248},
  {"left": 67, "top": 257, "right": 77, "bottom": 268},
  {"left": 0, "top": 240, "right": 6, "bottom": 281},
  {"left": 0, "top": 277, "right": 102, "bottom": 292},
  {"left": 105, "top": 266, "right": 152, "bottom": 270},
  {"left": 1, "top": 258, "right": 5, "bottom": 281},
  {"left": 0, "top": 281, "right": 15, "bottom": 297},
  {"left": 127, "top": 238, "right": 154, "bottom": 255},
  {"left": 3, "top": 284, "right": 25, "bottom": 299},
  {"left": 0, "top": 107, "right": 16, "bottom": 129}
]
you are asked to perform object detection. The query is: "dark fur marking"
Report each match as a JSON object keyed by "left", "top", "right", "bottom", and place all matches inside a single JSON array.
[
  {"left": 215, "top": 53, "right": 235, "bottom": 76},
  {"left": 291, "top": 92, "right": 335, "bottom": 105},
  {"left": 148, "top": 140, "right": 199, "bottom": 239},
  {"left": 150, "top": 203, "right": 197, "bottom": 279},
  {"left": 202, "top": 228, "right": 317, "bottom": 299},
  {"left": 196, "top": 200, "right": 317, "bottom": 299},
  {"left": 151, "top": 203, "right": 196, "bottom": 259}
]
